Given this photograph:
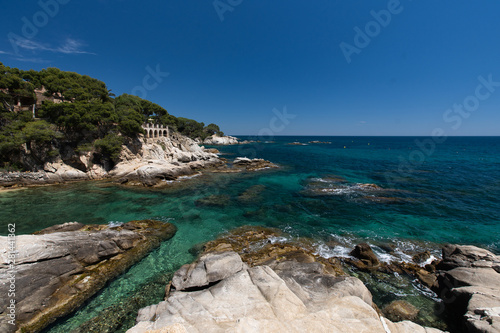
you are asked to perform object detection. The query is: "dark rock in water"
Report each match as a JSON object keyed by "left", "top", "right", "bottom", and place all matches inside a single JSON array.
[
  {"left": 435, "top": 244, "right": 500, "bottom": 333},
  {"left": 204, "top": 148, "right": 220, "bottom": 154},
  {"left": 188, "top": 242, "right": 205, "bottom": 256},
  {"left": 416, "top": 269, "right": 438, "bottom": 289},
  {"left": 350, "top": 243, "right": 380, "bottom": 268},
  {"left": 66, "top": 273, "right": 173, "bottom": 333},
  {"left": 194, "top": 194, "right": 231, "bottom": 207},
  {"left": 202, "top": 226, "right": 345, "bottom": 276},
  {"left": 412, "top": 251, "right": 431, "bottom": 264},
  {"left": 361, "top": 196, "right": 409, "bottom": 204},
  {"left": 232, "top": 157, "right": 279, "bottom": 171},
  {"left": 243, "top": 207, "right": 268, "bottom": 218},
  {"left": 0, "top": 220, "right": 177, "bottom": 333},
  {"left": 377, "top": 242, "right": 396, "bottom": 254},
  {"left": 383, "top": 300, "right": 419, "bottom": 322},
  {"left": 237, "top": 184, "right": 266, "bottom": 204}
]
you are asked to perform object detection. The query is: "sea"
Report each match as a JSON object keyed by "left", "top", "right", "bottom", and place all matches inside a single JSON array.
[{"left": 1, "top": 136, "right": 499, "bottom": 332}]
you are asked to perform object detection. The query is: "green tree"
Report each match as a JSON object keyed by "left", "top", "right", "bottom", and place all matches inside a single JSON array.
[{"left": 94, "top": 133, "right": 124, "bottom": 161}]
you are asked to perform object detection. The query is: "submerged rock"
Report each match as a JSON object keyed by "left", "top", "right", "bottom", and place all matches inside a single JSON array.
[
  {"left": 0, "top": 220, "right": 177, "bottom": 333},
  {"left": 383, "top": 300, "right": 420, "bottom": 322},
  {"left": 232, "top": 157, "right": 279, "bottom": 171},
  {"left": 194, "top": 194, "right": 231, "bottom": 207},
  {"left": 237, "top": 184, "right": 266, "bottom": 204}
]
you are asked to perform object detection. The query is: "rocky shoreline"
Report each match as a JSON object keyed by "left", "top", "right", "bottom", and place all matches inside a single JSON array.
[
  {"left": 0, "top": 222, "right": 498, "bottom": 332},
  {"left": 0, "top": 134, "right": 277, "bottom": 190},
  {"left": 0, "top": 220, "right": 177, "bottom": 333},
  {"left": 127, "top": 227, "right": 499, "bottom": 333}
]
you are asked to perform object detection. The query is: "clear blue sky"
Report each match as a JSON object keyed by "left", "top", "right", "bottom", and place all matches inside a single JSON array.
[{"left": 1, "top": 0, "right": 500, "bottom": 136}]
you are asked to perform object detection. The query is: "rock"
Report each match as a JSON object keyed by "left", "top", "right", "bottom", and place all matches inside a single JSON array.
[
  {"left": 202, "top": 226, "right": 345, "bottom": 276},
  {"left": 237, "top": 184, "right": 266, "bottom": 204},
  {"left": 194, "top": 194, "right": 231, "bottom": 207},
  {"left": 0, "top": 134, "right": 222, "bottom": 189},
  {"left": 383, "top": 300, "right": 419, "bottom": 322},
  {"left": 436, "top": 244, "right": 500, "bottom": 333},
  {"left": 0, "top": 220, "right": 177, "bottom": 333},
  {"left": 358, "top": 183, "right": 383, "bottom": 190},
  {"left": 438, "top": 244, "right": 499, "bottom": 270},
  {"left": 413, "top": 251, "right": 432, "bottom": 264},
  {"left": 308, "top": 141, "right": 331, "bottom": 144},
  {"left": 127, "top": 251, "right": 443, "bottom": 333},
  {"left": 233, "top": 157, "right": 278, "bottom": 171},
  {"left": 171, "top": 251, "right": 245, "bottom": 291},
  {"left": 362, "top": 196, "right": 409, "bottom": 204},
  {"left": 350, "top": 243, "right": 380, "bottom": 268},
  {"left": 203, "top": 135, "right": 239, "bottom": 145},
  {"left": 203, "top": 148, "right": 220, "bottom": 154},
  {"left": 416, "top": 269, "right": 438, "bottom": 289}
]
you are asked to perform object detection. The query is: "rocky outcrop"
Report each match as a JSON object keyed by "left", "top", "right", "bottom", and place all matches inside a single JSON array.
[
  {"left": 0, "top": 220, "right": 177, "bottom": 333},
  {"left": 127, "top": 250, "right": 443, "bottom": 333},
  {"left": 435, "top": 245, "right": 500, "bottom": 333},
  {"left": 171, "top": 251, "right": 246, "bottom": 291},
  {"left": 110, "top": 135, "right": 220, "bottom": 186},
  {"left": 232, "top": 157, "right": 279, "bottom": 171},
  {"left": 203, "top": 135, "right": 239, "bottom": 145},
  {"left": 0, "top": 133, "right": 222, "bottom": 189},
  {"left": 350, "top": 243, "right": 381, "bottom": 268}
]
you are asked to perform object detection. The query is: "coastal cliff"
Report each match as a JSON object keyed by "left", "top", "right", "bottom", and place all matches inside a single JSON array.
[{"left": 0, "top": 133, "right": 221, "bottom": 188}]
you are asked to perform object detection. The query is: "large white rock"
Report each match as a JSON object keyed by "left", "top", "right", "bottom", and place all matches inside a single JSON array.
[
  {"left": 204, "top": 135, "right": 239, "bottom": 145},
  {"left": 128, "top": 252, "right": 444, "bottom": 333}
]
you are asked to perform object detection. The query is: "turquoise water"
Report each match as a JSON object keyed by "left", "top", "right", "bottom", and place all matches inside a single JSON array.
[{"left": 1, "top": 136, "right": 499, "bottom": 331}]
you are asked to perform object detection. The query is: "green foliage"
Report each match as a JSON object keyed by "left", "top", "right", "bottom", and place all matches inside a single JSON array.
[
  {"left": 39, "top": 100, "right": 117, "bottom": 135},
  {"left": 94, "top": 133, "right": 124, "bottom": 160},
  {"left": 0, "top": 62, "right": 226, "bottom": 169},
  {"left": 204, "top": 123, "right": 224, "bottom": 136},
  {"left": 75, "top": 143, "right": 94, "bottom": 153},
  {"left": 22, "top": 120, "right": 60, "bottom": 143}
]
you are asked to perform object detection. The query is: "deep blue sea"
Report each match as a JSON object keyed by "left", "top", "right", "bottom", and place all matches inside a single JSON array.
[{"left": 1, "top": 136, "right": 499, "bottom": 331}]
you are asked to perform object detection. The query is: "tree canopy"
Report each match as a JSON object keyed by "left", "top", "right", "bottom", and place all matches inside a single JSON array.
[{"left": 0, "top": 62, "right": 225, "bottom": 170}]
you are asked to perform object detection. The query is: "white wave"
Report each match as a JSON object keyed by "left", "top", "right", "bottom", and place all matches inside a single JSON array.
[
  {"left": 314, "top": 243, "right": 352, "bottom": 259},
  {"left": 108, "top": 221, "right": 124, "bottom": 228},
  {"left": 178, "top": 173, "right": 202, "bottom": 180},
  {"left": 268, "top": 236, "right": 289, "bottom": 244}
]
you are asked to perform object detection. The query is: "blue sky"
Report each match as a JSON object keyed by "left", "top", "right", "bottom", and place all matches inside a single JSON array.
[{"left": 1, "top": 0, "right": 500, "bottom": 136}]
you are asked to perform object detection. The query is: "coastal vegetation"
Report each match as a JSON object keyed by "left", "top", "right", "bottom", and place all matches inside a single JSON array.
[{"left": 0, "top": 62, "right": 224, "bottom": 170}]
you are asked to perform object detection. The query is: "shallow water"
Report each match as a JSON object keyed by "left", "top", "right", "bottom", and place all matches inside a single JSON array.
[{"left": 1, "top": 136, "right": 498, "bottom": 331}]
